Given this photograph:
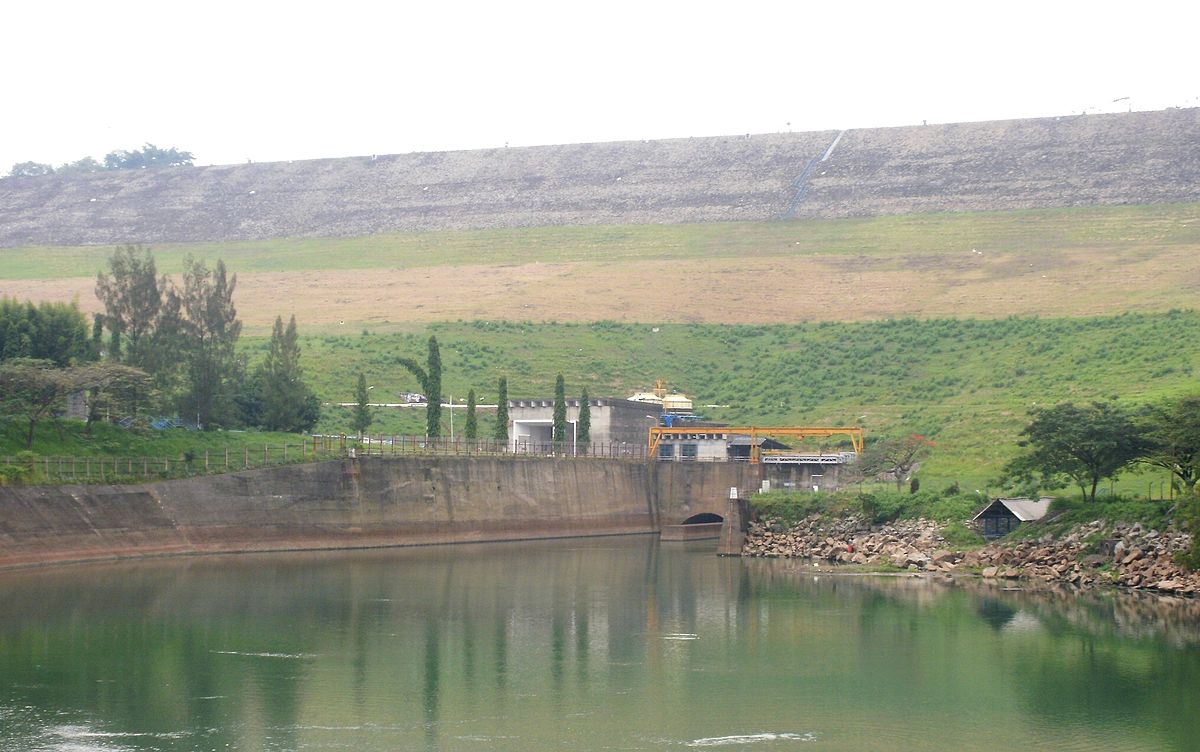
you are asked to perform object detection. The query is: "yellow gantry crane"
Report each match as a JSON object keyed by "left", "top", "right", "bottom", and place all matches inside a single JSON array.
[{"left": 647, "top": 426, "right": 865, "bottom": 464}]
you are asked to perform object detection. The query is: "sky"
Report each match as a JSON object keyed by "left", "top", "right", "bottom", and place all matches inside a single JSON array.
[{"left": 4, "top": 1, "right": 1198, "bottom": 171}]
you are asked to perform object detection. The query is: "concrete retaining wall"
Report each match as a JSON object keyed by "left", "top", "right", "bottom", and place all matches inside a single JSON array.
[
  {"left": 653, "top": 462, "right": 762, "bottom": 526},
  {"left": 0, "top": 456, "right": 681, "bottom": 569}
]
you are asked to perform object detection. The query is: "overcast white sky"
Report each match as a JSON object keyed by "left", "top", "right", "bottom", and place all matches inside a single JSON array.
[{"left": 4, "top": 1, "right": 1198, "bottom": 170}]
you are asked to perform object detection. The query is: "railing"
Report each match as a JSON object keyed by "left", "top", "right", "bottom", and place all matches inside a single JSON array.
[
  {"left": 348, "top": 435, "right": 648, "bottom": 461},
  {"left": 2, "top": 442, "right": 338, "bottom": 485},
  {"left": 1, "top": 436, "right": 649, "bottom": 485}
]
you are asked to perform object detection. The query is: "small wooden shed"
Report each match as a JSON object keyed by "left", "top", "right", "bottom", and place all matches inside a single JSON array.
[{"left": 972, "top": 497, "right": 1052, "bottom": 539}]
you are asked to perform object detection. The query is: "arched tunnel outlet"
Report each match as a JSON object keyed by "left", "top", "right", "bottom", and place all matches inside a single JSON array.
[{"left": 661, "top": 512, "right": 725, "bottom": 541}]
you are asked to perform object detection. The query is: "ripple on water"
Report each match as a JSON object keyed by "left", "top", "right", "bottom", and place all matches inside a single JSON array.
[
  {"left": 686, "top": 732, "right": 819, "bottom": 747},
  {"left": 210, "top": 650, "right": 319, "bottom": 659}
]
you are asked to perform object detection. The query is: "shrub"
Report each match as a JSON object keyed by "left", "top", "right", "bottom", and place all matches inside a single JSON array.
[
  {"left": 0, "top": 451, "right": 38, "bottom": 485},
  {"left": 749, "top": 490, "right": 853, "bottom": 525},
  {"left": 855, "top": 490, "right": 983, "bottom": 524},
  {"left": 940, "top": 521, "right": 986, "bottom": 548}
]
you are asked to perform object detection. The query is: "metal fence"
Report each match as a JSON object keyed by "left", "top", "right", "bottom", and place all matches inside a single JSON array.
[
  {"left": 1, "top": 436, "right": 648, "bottom": 486},
  {"left": 345, "top": 435, "right": 649, "bottom": 461}
]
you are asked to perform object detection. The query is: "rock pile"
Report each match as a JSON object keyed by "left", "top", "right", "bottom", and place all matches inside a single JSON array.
[
  {"left": 966, "top": 521, "right": 1198, "bottom": 594},
  {"left": 742, "top": 515, "right": 1199, "bottom": 595},
  {"left": 743, "top": 515, "right": 966, "bottom": 573}
]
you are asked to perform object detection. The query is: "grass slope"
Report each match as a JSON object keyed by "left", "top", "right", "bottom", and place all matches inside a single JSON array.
[
  {"left": 2, "top": 203, "right": 1199, "bottom": 331},
  {"left": 273, "top": 311, "right": 1200, "bottom": 491}
]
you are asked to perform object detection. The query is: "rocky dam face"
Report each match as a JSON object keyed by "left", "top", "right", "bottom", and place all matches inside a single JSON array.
[{"left": 2, "top": 108, "right": 1197, "bottom": 247}]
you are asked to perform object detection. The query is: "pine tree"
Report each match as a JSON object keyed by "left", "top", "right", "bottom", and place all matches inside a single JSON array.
[
  {"left": 177, "top": 257, "right": 241, "bottom": 429},
  {"left": 261, "top": 315, "right": 315, "bottom": 432},
  {"left": 465, "top": 388, "right": 478, "bottom": 439},
  {"left": 494, "top": 377, "right": 509, "bottom": 442},
  {"left": 94, "top": 245, "right": 162, "bottom": 373}
]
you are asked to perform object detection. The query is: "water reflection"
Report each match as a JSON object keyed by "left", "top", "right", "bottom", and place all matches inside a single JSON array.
[{"left": 0, "top": 538, "right": 1196, "bottom": 751}]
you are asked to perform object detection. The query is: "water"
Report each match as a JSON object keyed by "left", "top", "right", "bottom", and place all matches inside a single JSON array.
[{"left": 1, "top": 537, "right": 1197, "bottom": 751}]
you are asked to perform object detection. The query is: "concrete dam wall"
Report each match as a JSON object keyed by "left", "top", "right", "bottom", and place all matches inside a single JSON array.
[
  {"left": 0, "top": 457, "right": 762, "bottom": 570},
  {"left": 2, "top": 108, "right": 1197, "bottom": 247}
]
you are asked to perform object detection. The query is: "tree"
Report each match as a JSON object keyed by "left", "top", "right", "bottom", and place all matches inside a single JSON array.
[
  {"left": 0, "top": 359, "right": 70, "bottom": 448},
  {"left": 353, "top": 372, "right": 372, "bottom": 439},
  {"left": 176, "top": 257, "right": 241, "bottom": 428},
  {"left": 0, "top": 298, "right": 90, "bottom": 366},
  {"left": 1005, "top": 401, "right": 1151, "bottom": 503},
  {"left": 1139, "top": 394, "right": 1200, "bottom": 496},
  {"left": 260, "top": 315, "right": 317, "bottom": 432},
  {"left": 397, "top": 336, "right": 442, "bottom": 437},
  {"left": 860, "top": 434, "right": 935, "bottom": 491},
  {"left": 578, "top": 389, "right": 591, "bottom": 446},
  {"left": 494, "top": 377, "right": 509, "bottom": 442},
  {"left": 95, "top": 245, "right": 166, "bottom": 374},
  {"left": 103, "top": 143, "right": 194, "bottom": 170},
  {"left": 8, "top": 161, "right": 53, "bottom": 177},
  {"left": 553, "top": 374, "right": 568, "bottom": 446},
  {"left": 74, "top": 362, "right": 152, "bottom": 434},
  {"left": 57, "top": 157, "right": 102, "bottom": 174},
  {"left": 465, "top": 389, "right": 478, "bottom": 440}
]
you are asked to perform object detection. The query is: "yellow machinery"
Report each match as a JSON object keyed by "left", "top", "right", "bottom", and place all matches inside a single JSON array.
[{"left": 647, "top": 426, "right": 865, "bottom": 464}]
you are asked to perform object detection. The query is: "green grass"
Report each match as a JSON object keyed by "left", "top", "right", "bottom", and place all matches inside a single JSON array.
[
  {"left": 1013, "top": 496, "right": 1177, "bottom": 539},
  {"left": 748, "top": 488, "right": 988, "bottom": 545},
  {"left": 0, "top": 418, "right": 305, "bottom": 462},
  {"left": 273, "top": 312, "right": 1200, "bottom": 489},
  {"left": 8, "top": 310, "right": 1197, "bottom": 492},
  {"left": 2, "top": 202, "right": 1198, "bottom": 280}
]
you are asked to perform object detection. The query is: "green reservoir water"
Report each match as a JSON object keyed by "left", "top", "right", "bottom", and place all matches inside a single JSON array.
[{"left": 1, "top": 537, "right": 1198, "bottom": 751}]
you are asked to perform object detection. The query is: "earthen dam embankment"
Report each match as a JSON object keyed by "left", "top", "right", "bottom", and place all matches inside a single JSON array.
[
  {"left": 0, "top": 457, "right": 759, "bottom": 570},
  {"left": 3, "top": 108, "right": 1197, "bottom": 247}
]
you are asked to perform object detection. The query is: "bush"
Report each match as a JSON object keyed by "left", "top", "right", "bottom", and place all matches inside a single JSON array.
[
  {"left": 0, "top": 451, "right": 38, "bottom": 485},
  {"left": 749, "top": 490, "right": 853, "bottom": 525},
  {"left": 855, "top": 490, "right": 984, "bottom": 524},
  {"left": 940, "top": 521, "right": 986, "bottom": 548},
  {"left": 1175, "top": 496, "right": 1200, "bottom": 571}
]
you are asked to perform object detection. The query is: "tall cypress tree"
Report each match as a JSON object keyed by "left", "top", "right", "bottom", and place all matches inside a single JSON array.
[
  {"left": 465, "top": 388, "right": 478, "bottom": 440},
  {"left": 552, "top": 374, "right": 567, "bottom": 445},
  {"left": 397, "top": 335, "right": 442, "bottom": 438},
  {"left": 494, "top": 377, "right": 509, "bottom": 442},
  {"left": 578, "top": 388, "right": 591, "bottom": 444},
  {"left": 425, "top": 336, "right": 441, "bottom": 437}
]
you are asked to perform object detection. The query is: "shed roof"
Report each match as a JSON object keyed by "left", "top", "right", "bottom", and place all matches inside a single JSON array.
[{"left": 972, "top": 497, "right": 1053, "bottom": 522}]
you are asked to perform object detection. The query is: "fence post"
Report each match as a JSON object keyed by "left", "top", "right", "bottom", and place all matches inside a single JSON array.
[
  {"left": 284, "top": 444, "right": 288, "bottom": 463},
  {"left": 205, "top": 450, "right": 210, "bottom": 473},
  {"left": 263, "top": 444, "right": 268, "bottom": 466}
]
